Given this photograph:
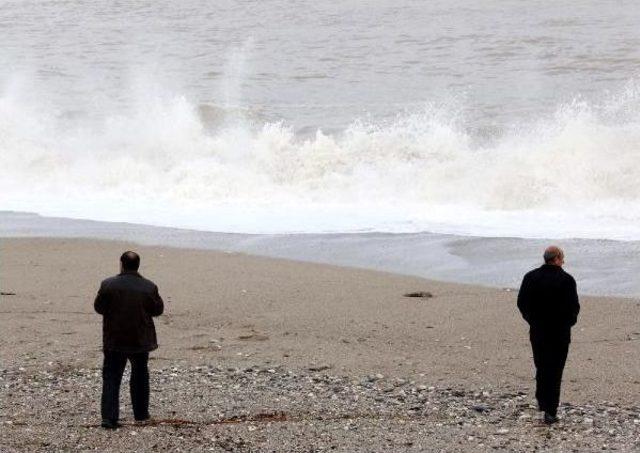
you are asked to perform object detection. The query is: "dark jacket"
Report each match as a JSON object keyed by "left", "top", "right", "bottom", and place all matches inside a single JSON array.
[
  {"left": 94, "top": 271, "right": 164, "bottom": 353},
  {"left": 517, "top": 264, "right": 580, "bottom": 342}
]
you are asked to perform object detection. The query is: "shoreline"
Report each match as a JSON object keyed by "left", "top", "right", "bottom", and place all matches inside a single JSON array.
[{"left": 3, "top": 211, "right": 640, "bottom": 297}]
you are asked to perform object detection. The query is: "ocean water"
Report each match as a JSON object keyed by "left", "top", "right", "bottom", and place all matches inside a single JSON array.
[{"left": 3, "top": 1, "right": 640, "bottom": 239}]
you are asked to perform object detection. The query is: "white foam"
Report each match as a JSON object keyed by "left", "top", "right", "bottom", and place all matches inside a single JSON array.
[{"left": 4, "top": 77, "right": 640, "bottom": 239}]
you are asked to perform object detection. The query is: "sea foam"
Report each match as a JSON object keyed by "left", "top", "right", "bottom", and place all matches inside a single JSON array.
[{"left": 3, "top": 78, "right": 640, "bottom": 239}]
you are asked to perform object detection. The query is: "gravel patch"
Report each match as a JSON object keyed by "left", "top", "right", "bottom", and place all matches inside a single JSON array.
[{"left": 1, "top": 364, "right": 639, "bottom": 452}]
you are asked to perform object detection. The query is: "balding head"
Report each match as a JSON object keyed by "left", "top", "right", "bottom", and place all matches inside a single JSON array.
[
  {"left": 543, "top": 246, "right": 564, "bottom": 266},
  {"left": 120, "top": 251, "right": 140, "bottom": 272}
]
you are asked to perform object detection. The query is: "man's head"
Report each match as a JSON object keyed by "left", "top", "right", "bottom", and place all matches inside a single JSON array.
[
  {"left": 543, "top": 246, "right": 564, "bottom": 267},
  {"left": 120, "top": 251, "right": 140, "bottom": 272}
]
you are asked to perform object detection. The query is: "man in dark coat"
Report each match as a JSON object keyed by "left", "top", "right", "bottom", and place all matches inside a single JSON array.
[
  {"left": 94, "top": 251, "right": 164, "bottom": 429},
  {"left": 517, "top": 246, "right": 580, "bottom": 424}
]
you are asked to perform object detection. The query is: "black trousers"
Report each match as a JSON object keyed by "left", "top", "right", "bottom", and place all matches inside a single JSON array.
[
  {"left": 530, "top": 333, "right": 569, "bottom": 416},
  {"left": 101, "top": 351, "right": 150, "bottom": 422}
]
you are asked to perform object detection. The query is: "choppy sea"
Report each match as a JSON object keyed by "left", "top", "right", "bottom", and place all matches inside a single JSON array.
[{"left": 3, "top": 1, "right": 640, "bottom": 295}]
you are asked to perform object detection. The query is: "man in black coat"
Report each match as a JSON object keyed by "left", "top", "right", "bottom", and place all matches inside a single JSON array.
[
  {"left": 94, "top": 251, "right": 164, "bottom": 429},
  {"left": 517, "top": 246, "right": 580, "bottom": 424}
]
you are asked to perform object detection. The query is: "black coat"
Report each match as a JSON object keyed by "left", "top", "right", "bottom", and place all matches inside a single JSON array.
[
  {"left": 517, "top": 264, "right": 580, "bottom": 342},
  {"left": 94, "top": 271, "right": 164, "bottom": 353}
]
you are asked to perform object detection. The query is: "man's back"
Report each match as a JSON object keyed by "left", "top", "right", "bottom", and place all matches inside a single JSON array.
[
  {"left": 517, "top": 264, "right": 580, "bottom": 338},
  {"left": 94, "top": 271, "right": 164, "bottom": 353}
]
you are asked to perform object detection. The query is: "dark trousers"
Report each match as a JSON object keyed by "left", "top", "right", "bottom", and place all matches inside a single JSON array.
[
  {"left": 530, "top": 333, "right": 569, "bottom": 416},
  {"left": 101, "top": 351, "right": 150, "bottom": 422}
]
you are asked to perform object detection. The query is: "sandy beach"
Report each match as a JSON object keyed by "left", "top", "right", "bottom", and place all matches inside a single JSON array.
[{"left": 1, "top": 237, "right": 639, "bottom": 451}]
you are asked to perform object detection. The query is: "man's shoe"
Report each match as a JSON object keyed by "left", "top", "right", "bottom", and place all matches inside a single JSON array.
[
  {"left": 135, "top": 412, "right": 151, "bottom": 421},
  {"left": 543, "top": 412, "right": 559, "bottom": 425},
  {"left": 134, "top": 416, "right": 151, "bottom": 425},
  {"left": 101, "top": 419, "right": 121, "bottom": 430}
]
